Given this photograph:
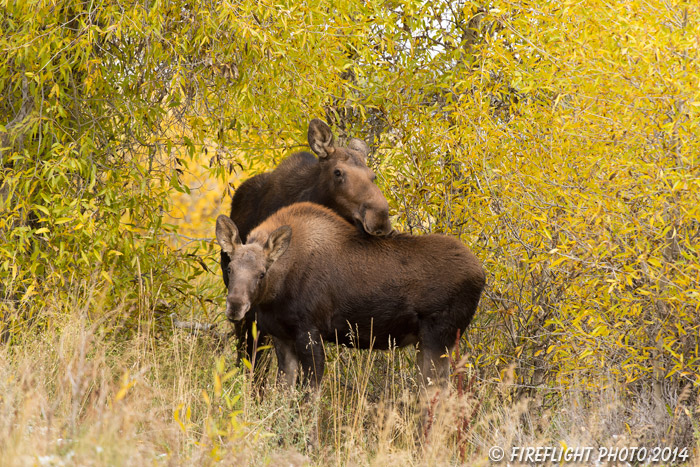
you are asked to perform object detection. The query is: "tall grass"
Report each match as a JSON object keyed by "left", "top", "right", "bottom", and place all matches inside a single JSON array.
[{"left": 1, "top": 280, "right": 698, "bottom": 466}]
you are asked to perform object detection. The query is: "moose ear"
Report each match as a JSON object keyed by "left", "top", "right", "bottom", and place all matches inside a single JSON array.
[
  {"left": 216, "top": 215, "right": 241, "bottom": 255},
  {"left": 264, "top": 225, "right": 292, "bottom": 266},
  {"left": 308, "top": 119, "right": 335, "bottom": 159},
  {"left": 347, "top": 138, "right": 370, "bottom": 161}
]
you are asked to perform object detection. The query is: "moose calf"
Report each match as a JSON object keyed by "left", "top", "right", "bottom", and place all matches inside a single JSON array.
[{"left": 216, "top": 202, "right": 485, "bottom": 390}]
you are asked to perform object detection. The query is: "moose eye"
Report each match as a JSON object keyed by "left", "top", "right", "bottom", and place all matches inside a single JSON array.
[
  {"left": 333, "top": 169, "right": 342, "bottom": 178},
  {"left": 259, "top": 272, "right": 265, "bottom": 280}
]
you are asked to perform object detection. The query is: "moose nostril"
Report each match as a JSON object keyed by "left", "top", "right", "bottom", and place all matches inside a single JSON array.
[
  {"left": 226, "top": 298, "right": 250, "bottom": 320},
  {"left": 376, "top": 224, "right": 392, "bottom": 236}
]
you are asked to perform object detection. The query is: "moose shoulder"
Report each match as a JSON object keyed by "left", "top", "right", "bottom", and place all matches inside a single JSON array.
[{"left": 216, "top": 202, "right": 485, "bottom": 389}]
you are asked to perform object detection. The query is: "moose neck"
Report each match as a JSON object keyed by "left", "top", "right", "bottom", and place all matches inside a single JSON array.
[{"left": 291, "top": 161, "right": 334, "bottom": 207}]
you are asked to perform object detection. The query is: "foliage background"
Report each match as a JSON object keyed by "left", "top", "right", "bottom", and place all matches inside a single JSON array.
[{"left": 1, "top": 0, "right": 699, "bottom": 463}]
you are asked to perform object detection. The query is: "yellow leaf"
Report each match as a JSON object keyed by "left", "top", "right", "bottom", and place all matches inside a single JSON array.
[
  {"left": 20, "top": 284, "right": 36, "bottom": 302},
  {"left": 214, "top": 371, "right": 222, "bottom": 397},
  {"left": 100, "top": 271, "right": 112, "bottom": 284}
]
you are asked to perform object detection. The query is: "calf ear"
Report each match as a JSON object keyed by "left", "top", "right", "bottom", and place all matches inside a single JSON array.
[
  {"left": 264, "top": 225, "right": 292, "bottom": 266},
  {"left": 347, "top": 138, "right": 370, "bottom": 161},
  {"left": 308, "top": 119, "right": 335, "bottom": 159},
  {"left": 216, "top": 215, "right": 241, "bottom": 255}
]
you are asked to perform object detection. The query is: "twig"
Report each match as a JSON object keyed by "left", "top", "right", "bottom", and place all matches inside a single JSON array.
[{"left": 170, "top": 313, "right": 232, "bottom": 343}]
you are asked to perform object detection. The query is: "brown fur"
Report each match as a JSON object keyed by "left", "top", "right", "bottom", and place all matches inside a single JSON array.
[
  {"left": 216, "top": 202, "right": 485, "bottom": 390},
  {"left": 220, "top": 119, "right": 392, "bottom": 369}
]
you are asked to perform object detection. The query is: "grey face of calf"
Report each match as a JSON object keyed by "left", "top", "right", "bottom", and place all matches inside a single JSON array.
[
  {"left": 308, "top": 119, "right": 392, "bottom": 237},
  {"left": 215, "top": 215, "right": 291, "bottom": 322}
]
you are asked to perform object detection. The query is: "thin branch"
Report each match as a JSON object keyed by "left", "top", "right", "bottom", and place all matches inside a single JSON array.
[{"left": 170, "top": 313, "right": 232, "bottom": 343}]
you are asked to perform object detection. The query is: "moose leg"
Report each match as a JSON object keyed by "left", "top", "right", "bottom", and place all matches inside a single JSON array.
[
  {"left": 273, "top": 338, "right": 299, "bottom": 388},
  {"left": 416, "top": 344, "right": 450, "bottom": 440},
  {"left": 233, "top": 316, "right": 249, "bottom": 365},
  {"left": 275, "top": 336, "right": 320, "bottom": 450},
  {"left": 293, "top": 329, "right": 325, "bottom": 449},
  {"left": 237, "top": 309, "right": 268, "bottom": 366},
  {"left": 417, "top": 346, "right": 450, "bottom": 390},
  {"left": 234, "top": 310, "right": 259, "bottom": 366},
  {"left": 295, "top": 330, "right": 325, "bottom": 450},
  {"left": 234, "top": 308, "right": 272, "bottom": 393},
  {"left": 295, "top": 329, "right": 325, "bottom": 388}
]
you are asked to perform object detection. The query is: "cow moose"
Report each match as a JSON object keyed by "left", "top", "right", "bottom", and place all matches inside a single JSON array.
[
  {"left": 221, "top": 119, "right": 393, "bottom": 369},
  {"left": 215, "top": 202, "right": 485, "bottom": 391}
]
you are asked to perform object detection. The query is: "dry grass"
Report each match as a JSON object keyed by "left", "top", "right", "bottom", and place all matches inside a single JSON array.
[{"left": 1, "top": 290, "right": 698, "bottom": 466}]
